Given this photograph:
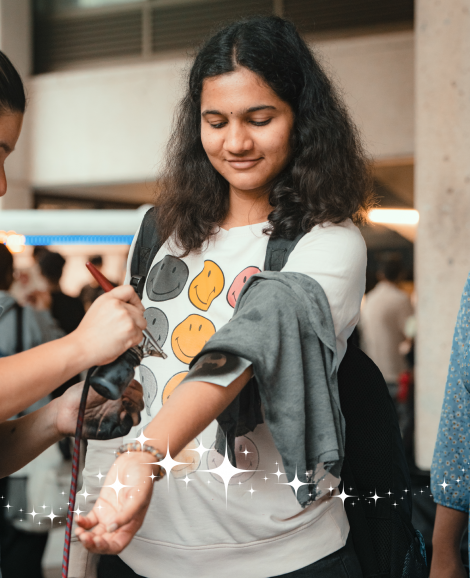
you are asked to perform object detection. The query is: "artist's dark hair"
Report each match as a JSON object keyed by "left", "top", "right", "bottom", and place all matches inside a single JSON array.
[
  {"left": 157, "top": 16, "right": 374, "bottom": 255},
  {"left": 0, "top": 244, "right": 14, "bottom": 290},
  {"left": 0, "top": 51, "right": 25, "bottom": 115}
]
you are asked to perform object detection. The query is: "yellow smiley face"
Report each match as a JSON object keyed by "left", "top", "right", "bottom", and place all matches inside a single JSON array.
[
  {"left": 171, "top": 315, "right": 216, "bottom": 364},
  {"left": 188, "top": 261, "right": 225, "bottom": 311},
  {"left": 162, "top": 371, "right": 188, "bottom": 404}
]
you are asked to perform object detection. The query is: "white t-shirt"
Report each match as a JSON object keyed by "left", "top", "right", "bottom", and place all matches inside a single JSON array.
[{"left": 82, "top": 218, "right": 366, "bottom": 578}]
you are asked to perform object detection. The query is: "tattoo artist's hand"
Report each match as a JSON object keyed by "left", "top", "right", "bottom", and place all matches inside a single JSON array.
[
  {"left": 75, "top": 453, "right": 155, "bottom": 554},
  {"left": 72, "top": 286, "right": 147, "bottom": 367},
  {"left": 55, "top": 379, "right": 144, "bottom": 439}
]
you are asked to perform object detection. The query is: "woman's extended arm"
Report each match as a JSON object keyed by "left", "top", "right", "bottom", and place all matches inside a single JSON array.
[
  {"left": 75, "top": 366, "right": 252, "bottom": 554},
  {"left": 0, "top": 285, "right": 146, "bottom": 421},
  {"left": 430, "top": 504, "right": 468, "bottom": 578},
  {"left": 0, "top": 378, "right": 145, "bottom": 478}
]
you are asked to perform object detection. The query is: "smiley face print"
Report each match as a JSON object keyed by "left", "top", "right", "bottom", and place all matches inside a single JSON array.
[
  {"left": 188, "top": 261, "right": 224, "bottom": 311},
  {"left": 146, "top": 255, "right": 189, "bottom": 302},
  {"left": 162, "top": 371, "right": 188, "bottom": 405},
  {"left": 227, "top": 266, "right": 261, "bottom": 308},
  {"left": 171, "top": 315, "right": 216, "bottom": 364},
  {"left": 144, "top": 308, "right": 169, "bottom": 347}
]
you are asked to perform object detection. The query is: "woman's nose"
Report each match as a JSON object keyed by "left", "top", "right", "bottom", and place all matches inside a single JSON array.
[
  {"left": 0, "top": 166, "right": 7, "bottom": 197},
  {"left": 223, "top": 123, "right": 253, "bottom": 154}
]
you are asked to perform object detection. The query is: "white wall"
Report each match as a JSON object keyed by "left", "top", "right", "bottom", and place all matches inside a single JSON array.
[{"left": 28, "top": 30, "right": 414, "bottom": 189}]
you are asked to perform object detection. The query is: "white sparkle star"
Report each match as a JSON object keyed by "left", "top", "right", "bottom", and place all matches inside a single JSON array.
[
  {"left": 178, "top": 475, "right": 193, "bottom": 488},
  {"left": 271, "top": 467, "right": 286, "bottom": 481},
  {"left": 41, "top": 504, "right": 47, "bottom": 510},
  {"left": 240, "top": 447, "right": 253, "bottom": 457},
  {"left": 130, "top": 430, "right": 155, "bottom": 447},
  {"left": 44, "top": 508, "right": 60, "bottom": 526},
  {"left": 147, "top": 440, "right": 191, "bottom": 490},
  {"left": 370, "top": 490, "right": 384, "bottom": 505},
  {"left": 332, "top": 486, "right": 356, "bottom": 508},
  {"left": 263, "top": 476, "right": 269, "bottom": 482},
  {"left": 78, "top": 486, "right": 92, "bottom": 502},
  {"left": 73, "top": 506, "right": 84, "bottom": 517},
  {"left": 248, "top": 485, "right": 256, "bottom": 497},
  {"left": 457, "top": 477, "right": 461, "bottom": 484},
  {"left": 4, "top": 503, "right": 11, "bottom": 510},
  {"left": 200, "top": 443, "right": 251, "bottom": 506},
  {"left": 104, "top": 469, "right": 131, "bottom": 499},
  {"left": 188, "top": 439, "right": 212, "bottom": 459},
  {"left": 25, "top": 507, "right": 39, "bottom": 520},
  {"left": 439, "top": 478, "right": 451, "bottom": 492},
  {"left": 392, "top": 502, "right": 398, "bottom": 507},
  {"left": 328, "top": 485, "right": 335, "bottom": 494},
  {"left": 95, "top": 469, "right": 105, "bottom": 483},
  {"left": 280, "top": 468, "right": 309, "bottom": 498},
  {"left": 403, "top": 488, "right": 409, "bottom": 493},
  {"left": 386, "top": 490, "right": 393, "bottom": 496}
]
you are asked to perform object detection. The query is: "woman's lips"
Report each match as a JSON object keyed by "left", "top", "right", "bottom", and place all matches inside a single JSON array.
[{"left": 226, "top": 158, "right": 262, "bottom": 169}]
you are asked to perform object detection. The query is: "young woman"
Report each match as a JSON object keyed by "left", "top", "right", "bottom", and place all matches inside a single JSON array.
[{"left": 75, "top": 16, "right": 373, "bottom": 578}]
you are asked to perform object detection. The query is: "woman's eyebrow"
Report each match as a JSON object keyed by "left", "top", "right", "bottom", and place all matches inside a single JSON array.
[{"left": 201, "top": 105, "right": 276, "bottom": 116}]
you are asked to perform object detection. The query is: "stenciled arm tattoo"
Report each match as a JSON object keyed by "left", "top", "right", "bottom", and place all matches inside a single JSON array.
[{"left": 181, "top": 352, "right": 252, "bottom": 388}]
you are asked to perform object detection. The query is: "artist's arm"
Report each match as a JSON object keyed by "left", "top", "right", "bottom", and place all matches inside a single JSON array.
[
  {"left": 0, "top": 285, "right": 146, "bottom": 421},
  {"left": 75, "top": 363, "right": 252, "bottom": 554},
  {"left": 430, "top": 504, "right": 468, "bottom": 578},
  {"left": 0, "top": 378, "right": 145, "bottom": 478}
]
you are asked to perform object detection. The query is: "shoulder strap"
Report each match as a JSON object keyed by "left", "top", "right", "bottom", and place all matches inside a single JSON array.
[
  {"left": 264, "top": 232, "right": 306, "bottom": 272},
  {"left": 130, "top": 207, "right": 161, "bottom": 298},
  {"left": 15, "top": 303, "right": 23, "bottom": 354}
]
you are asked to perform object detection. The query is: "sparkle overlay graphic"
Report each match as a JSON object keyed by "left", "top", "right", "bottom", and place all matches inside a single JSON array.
[
  {"left": 104, "top": 468, "right": 132, "bottom": 499},
  {"left": 146, "top": 439, "right": 191, "bottom": 490},
  {"left": 199, "top": 443, "right": 252, "bottom": 506},
  {"left": 189, "top": 439, "right": 212, "bottom": 459},
  {"left": 279, "top": 468, "right": 309, "bottom": 498}
]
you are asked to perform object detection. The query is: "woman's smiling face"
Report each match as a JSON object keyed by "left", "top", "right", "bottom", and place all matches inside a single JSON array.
[{"left": 200, "top": 67, "right": 294, "bottom": 195}]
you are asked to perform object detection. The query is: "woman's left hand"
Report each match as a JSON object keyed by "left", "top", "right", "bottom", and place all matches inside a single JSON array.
[
  {"left": 75, "top": 453, "right": 156, "bottom": 554},
  {"left": 55, "top": 379, "right": 144, "bottom": 439}
]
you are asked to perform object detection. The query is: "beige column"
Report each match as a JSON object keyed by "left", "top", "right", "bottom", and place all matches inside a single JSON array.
[
  {"left": 0, "top": 0, "right": 32, "bottom": 210},
  {"left": 415, "top": 0, "right": 470, "bottom": 468}
]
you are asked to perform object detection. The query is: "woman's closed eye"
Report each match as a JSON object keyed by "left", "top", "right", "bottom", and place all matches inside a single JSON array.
[{"left": 210, "top": 118, "right": 272, "bottom": 129}]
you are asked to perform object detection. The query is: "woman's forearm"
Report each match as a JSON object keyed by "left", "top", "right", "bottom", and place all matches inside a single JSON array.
[
  {"left": 0, "top": 399, "right": 62, "bottom": 478},
  {"left": 0, "top": 332, "right": 87, "bottom": 421},
  {"left": 144, "top": 367, "right": 252, "bottom": 457},
  {"left": 430, "top": 503, "right": 468, "bottom": 578}
]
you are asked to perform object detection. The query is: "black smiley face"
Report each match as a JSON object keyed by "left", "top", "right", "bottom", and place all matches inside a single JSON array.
[{"left": 146, "top": 255, "right": 189, "bottom": 302}]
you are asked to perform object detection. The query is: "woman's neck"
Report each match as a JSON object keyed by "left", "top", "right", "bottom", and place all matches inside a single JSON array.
[{"left": 221, "top": 186, "right": 271, "bottom": 230}]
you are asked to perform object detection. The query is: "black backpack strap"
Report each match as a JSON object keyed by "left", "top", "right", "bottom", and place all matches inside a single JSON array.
[
  {"left": 130, "top": 207, "right": 161, "bottom": 298},
  {"left": 14, "top": 303, "right": 23, "bottom": 354},
  {"left": 264, "top": 232, "right": 306, "bottom": 272}
]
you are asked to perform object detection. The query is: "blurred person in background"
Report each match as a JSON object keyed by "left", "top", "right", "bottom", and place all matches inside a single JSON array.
[
  {"left": 38, "top": 250, "right": 85, "bottom": 336},
  {"left": 360, "top": 256, "right": 413, "bottom": 402},
  {"left": 0, "top": 244, "right": 64, "bottom": 358},
  {"left": 79, "top": 255, "right": 106, "bottom": 311}
]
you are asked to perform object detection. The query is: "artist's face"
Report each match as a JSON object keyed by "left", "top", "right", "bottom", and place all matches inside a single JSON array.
[
  {"left": 200, "top": 67, "right": 294, "bottom": 195},
  {"left": 0, "top": 112, "right": 23, "bottom": 197}
]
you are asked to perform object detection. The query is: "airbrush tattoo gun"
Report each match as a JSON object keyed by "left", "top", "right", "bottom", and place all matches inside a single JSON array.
[{"left": 85, "top": 262, "right": 167, "bottom": 400}]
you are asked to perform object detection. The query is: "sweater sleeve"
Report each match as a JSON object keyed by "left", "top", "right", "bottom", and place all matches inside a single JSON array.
[
  {"left": 281, "top": 219, "right": 366, "bottom": 361},
  {"left": 431, "top": 273, "right": 470, "bottom": 512}
]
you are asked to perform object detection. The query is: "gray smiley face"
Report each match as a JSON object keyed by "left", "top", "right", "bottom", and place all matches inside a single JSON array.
[
  {"left": 139, "top": 365, "right": 158, "bottom": 416},
  {"left": 146, "top": 255, "right": 189, "bottom": 302},
  {"left": 144, "top": 308, "right": 169, "bottom": 347}
]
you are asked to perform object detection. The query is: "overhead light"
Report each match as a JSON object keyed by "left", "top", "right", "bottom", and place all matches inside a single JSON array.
[
  {"left": 0, "top": 231, "right": 26, "bottom": 253},
  {"left": 369, "top": 209, "right": 419, "bottom": 226}
]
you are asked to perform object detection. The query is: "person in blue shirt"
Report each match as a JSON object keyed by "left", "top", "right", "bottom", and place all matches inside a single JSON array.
[{"left": 430, "top": 274, "right": 470, "bottom": 578}]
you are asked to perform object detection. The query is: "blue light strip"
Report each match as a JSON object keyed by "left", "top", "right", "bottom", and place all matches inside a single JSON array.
[{"left": 24, "top": 235, "right": 133, "bottom": 246}]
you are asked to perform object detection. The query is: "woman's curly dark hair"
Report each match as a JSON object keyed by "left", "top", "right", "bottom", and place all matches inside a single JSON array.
[{"left": 157, "top": 16, "right": 374, "bottom": 255}]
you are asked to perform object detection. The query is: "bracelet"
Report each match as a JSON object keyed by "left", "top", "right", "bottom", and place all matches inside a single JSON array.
[{"left": 116, "top": 442, "right": 166, "bottom": 480}]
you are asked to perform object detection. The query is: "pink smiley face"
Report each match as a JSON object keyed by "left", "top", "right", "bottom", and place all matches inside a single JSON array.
[{"left": 227, "top": 266, "right": 261, "bottom": 308}]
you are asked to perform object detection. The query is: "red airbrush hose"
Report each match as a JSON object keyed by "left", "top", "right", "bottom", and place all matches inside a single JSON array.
[{"left": 61, "top": 263, "right": 117, "bottom": 578}]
